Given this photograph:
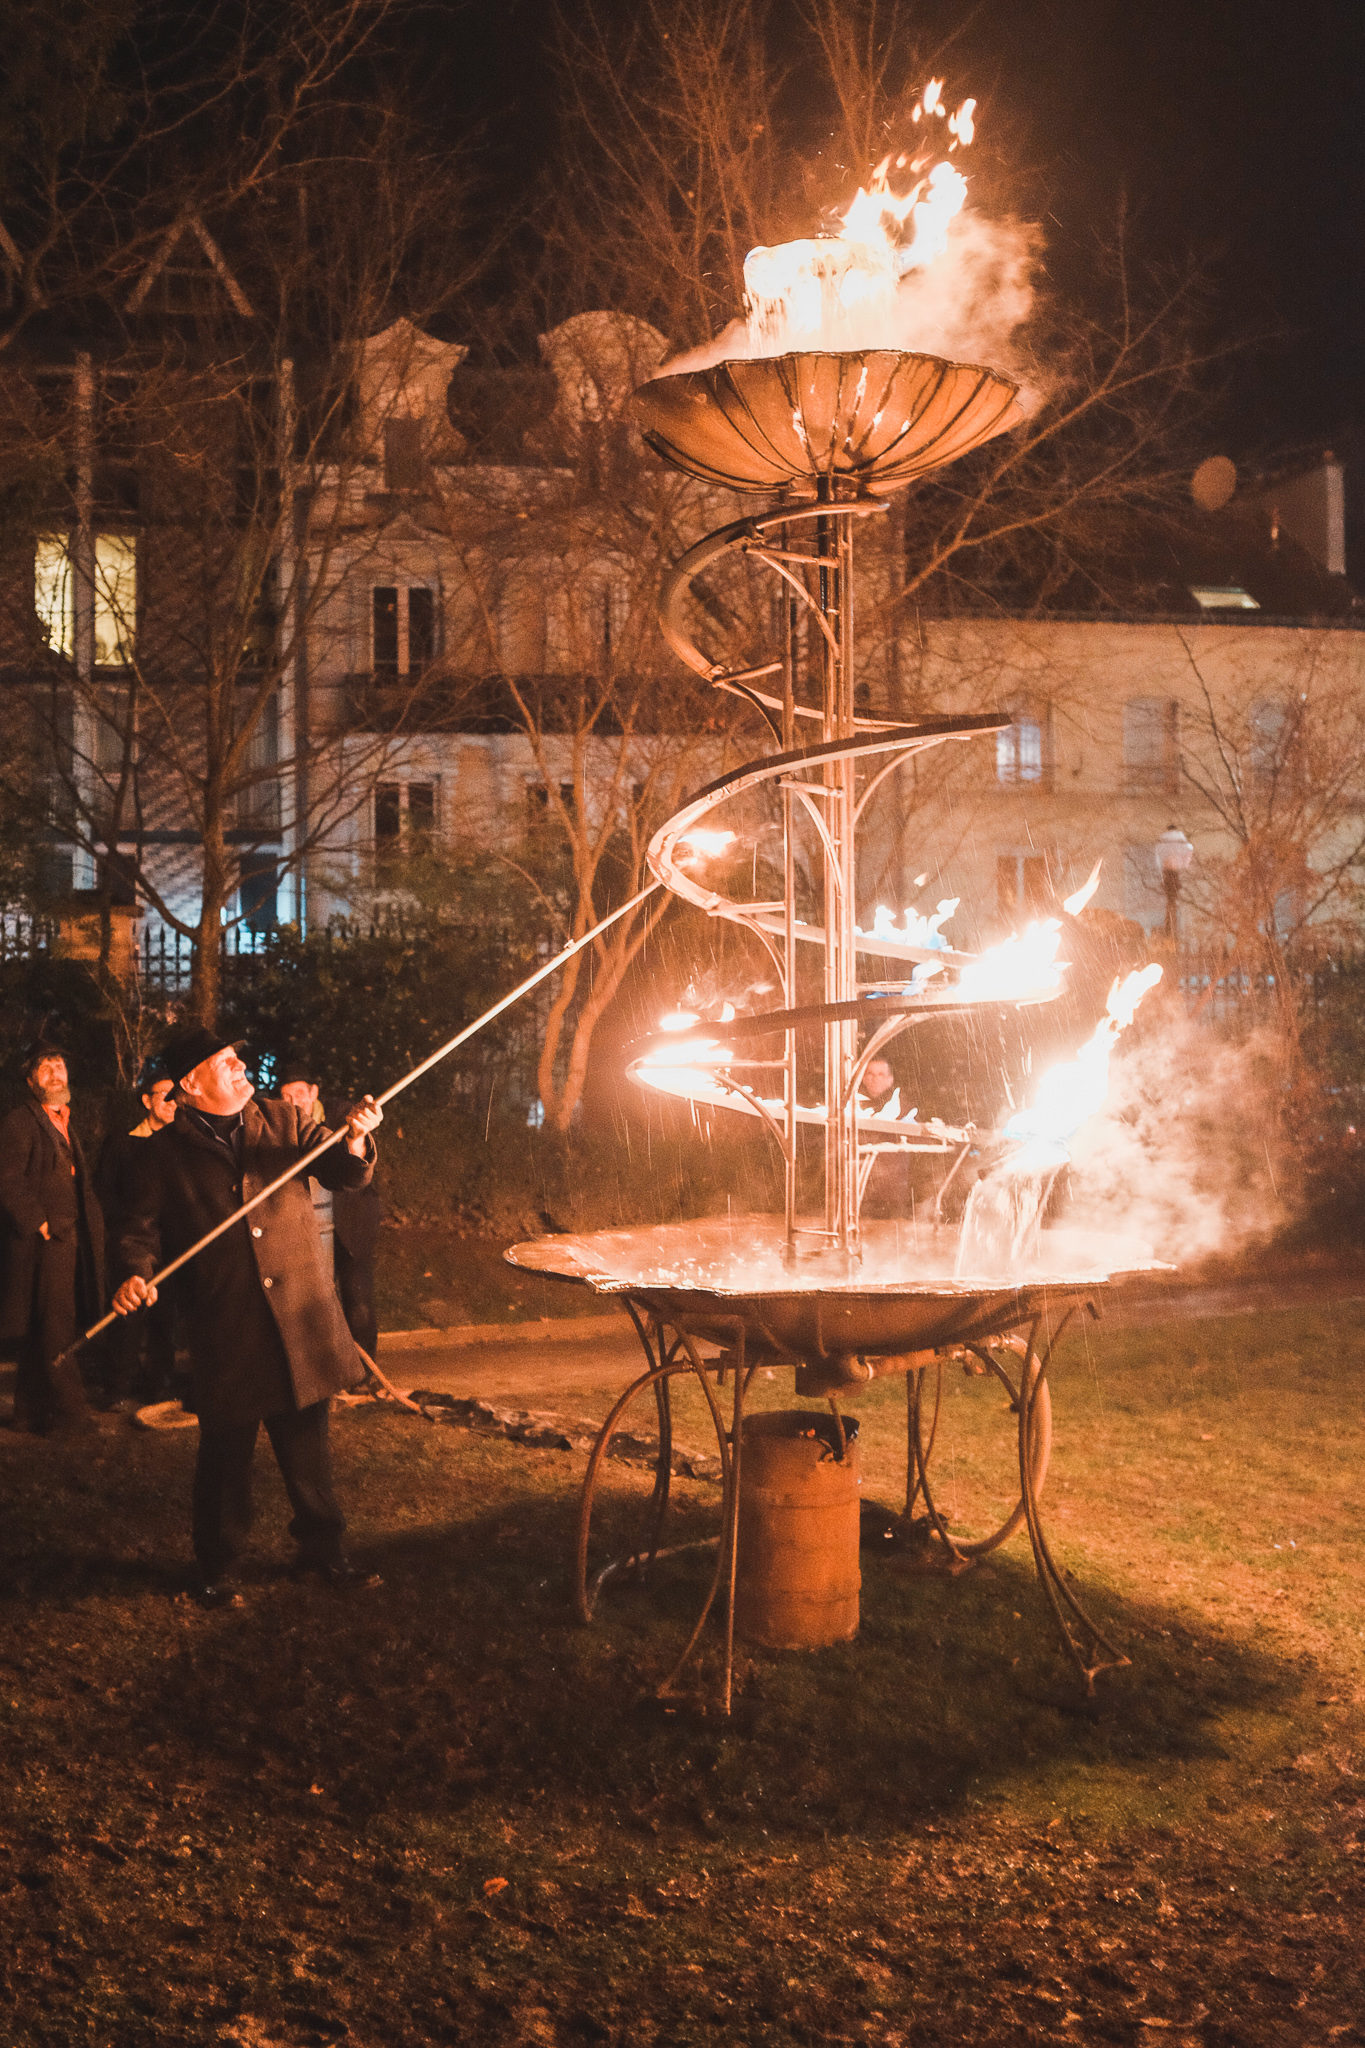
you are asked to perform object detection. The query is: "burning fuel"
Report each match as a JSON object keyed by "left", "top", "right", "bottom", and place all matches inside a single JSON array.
[
  {"left": 956, "top": 966, "right": 1164, "bottom": 1278},
  {"left": 660, "top": 76, "right": 1039, "bottom": 383},
  {"left": 1001, "top": 965, "right": 1165, "bottom": 1163}
]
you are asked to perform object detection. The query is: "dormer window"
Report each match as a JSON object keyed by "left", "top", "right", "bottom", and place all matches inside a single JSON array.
[{"left": 384, "top": 417, "right": 424, "bottom": 491}]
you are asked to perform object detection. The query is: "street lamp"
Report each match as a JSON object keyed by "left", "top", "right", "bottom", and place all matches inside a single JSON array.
[{"left": 1154, "top": 825, "right": 1194, "bottom": 943}]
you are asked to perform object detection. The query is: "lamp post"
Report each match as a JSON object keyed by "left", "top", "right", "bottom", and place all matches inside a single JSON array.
[{"left": 1154, "top": 825, "right": 1194, "bottom": 944}]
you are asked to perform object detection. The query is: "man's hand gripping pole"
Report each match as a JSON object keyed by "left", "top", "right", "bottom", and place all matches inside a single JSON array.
[{"left": 68, "top": 882, "right": 662, "bottom": 1362}]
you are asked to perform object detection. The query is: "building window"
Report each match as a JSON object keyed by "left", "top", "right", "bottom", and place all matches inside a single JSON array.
[
  {"left": 34, "top": 532, "right": 137, "bottom": 666},
  {"left": 407, "top": 780, "right": 435, "bottom": 850},
  {"left": 372, "top": 584, "right": 437, "bottom": 678},
  {"left": 1123, "top": 697, "right": 1179, "bottom": 796},
  {"left": 1250, "top": 697, "right": 1294, "bottom": 784},
  {"left": 383, "top": 417, "right": 424, "bottom": 491},
  {"left": 35, "top": 538, "right": 73, "bottom": 659},
  {"left": 373, "top": 588, "right": 400, "bottom": 679},
  {"left": 238, "top": 858, "right": 278, "bottom": 934},
  {"left": 997, "top": 851, "right": 1052, "bottom": 921},
  {"left": 375, "top": 779, "right": 437, "bottom": 861},
  {"left": 526, "top": 780, "right": 574, "bottom": 817},
  {"left": 92, "top": 535, "right": 137, "bottom": 665},
  {"left": 996, "top": 708, "right": 1047, "bottom": 786},
  {"left": 409, "top": 587, "right": 435, "bottom": 672}
]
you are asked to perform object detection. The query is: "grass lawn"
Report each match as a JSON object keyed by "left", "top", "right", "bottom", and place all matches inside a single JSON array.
[{"left": 1, "top": 1298, "right": 1363, "bottom": 2046}]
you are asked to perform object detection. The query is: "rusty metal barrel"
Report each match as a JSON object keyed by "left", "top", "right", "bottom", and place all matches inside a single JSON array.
[{"left": 734, "top": 1411, "right": 861, "bottom": 1648}]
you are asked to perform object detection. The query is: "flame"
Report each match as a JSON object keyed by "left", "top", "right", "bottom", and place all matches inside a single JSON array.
[
  {"left": 659, "top": 1010, "right": 700, "bottom": 1033},
  {"left": 1001, "top": 964, "right": 1163, "bottom": 1162},
  {"left": 954, "top": 919, "right": 1069, "bottom": 1004},
  {"left": 743, "top": 79, "right": 978, "bottom": 357},
  {"left": 862, "top": 896, "right": 959, "bottom": 949},
  {"left": 1063, "top": 860, "right": 1102, "bottom": 917},
  {"left": 677, "top": 827, "right": 736, "bottom": 860}
]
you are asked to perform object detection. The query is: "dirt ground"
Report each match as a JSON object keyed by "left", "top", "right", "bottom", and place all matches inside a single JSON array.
[{"left": 2, "top": 1266, "right": 1363, "bottom": 2046}]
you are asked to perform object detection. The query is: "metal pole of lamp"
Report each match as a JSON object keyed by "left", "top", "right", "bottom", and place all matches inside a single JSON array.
[{"left": 1155, "top": 825, "right": 1194, "bottom": 944}]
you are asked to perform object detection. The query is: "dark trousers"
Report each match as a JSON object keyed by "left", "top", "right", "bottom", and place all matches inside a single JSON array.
[
  {"left": 334, "top": 1240, "right": 378, "bottom": 1359},
  {"left": 191, "top": 1400, "right": 345, "bottom": 1577},
  {"left": 102, "top": 1293, "right": 179, "bottom": 1405},
  {"left": 13, "top": 1235, "right": 93, "bottom": 1434}
]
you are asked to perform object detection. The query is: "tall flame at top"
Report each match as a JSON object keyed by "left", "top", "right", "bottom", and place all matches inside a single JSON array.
[
  {"left": 744, "top": 80, "right": 978, "bottom": 358},
  {"left": 659, "top": 74, "right": 1038, "bottom": 382}
]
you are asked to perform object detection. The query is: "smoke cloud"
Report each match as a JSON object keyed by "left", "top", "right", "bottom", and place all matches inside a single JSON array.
[{"left": 1061, "top": 1018, "right": 1289, "bottom": 1265}]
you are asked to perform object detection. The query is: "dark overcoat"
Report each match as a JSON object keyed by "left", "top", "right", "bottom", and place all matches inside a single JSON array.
[
  {"left": 322, "top": 1100, "right": 382, "bottom": 1259},
  {"left": 117, "top": 1097, "right": 374, "bottom": 1425},
  {"left": 0, "top": 1099, "right": 106, "bottom": 1349}
]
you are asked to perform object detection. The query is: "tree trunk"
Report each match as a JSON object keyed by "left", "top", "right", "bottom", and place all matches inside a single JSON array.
[{"left": 190, "top": 823, "right": 230, "bottom": 1027}]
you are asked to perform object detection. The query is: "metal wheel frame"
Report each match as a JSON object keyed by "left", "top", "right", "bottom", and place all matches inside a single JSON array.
[
  {"left": 574, "top": 1311, "right": 737, "bottom": 1695},
  {"left": 576, "top": 1299, "right": 1129, "bottom": 1706}
]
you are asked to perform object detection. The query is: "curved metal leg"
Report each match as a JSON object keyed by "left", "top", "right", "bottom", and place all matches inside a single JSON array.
[
  {"left": 575, "top": 1311, "right": 730, "bottom": 1628},
  {"left": 1015, "top": 1311, "right": 1129, "bottom": 1692},
  {"left": 902, "top": 1340, "right": 1051, "bottom": 1560},
  {"left": 657, "top": 1320, "right": 748, "bottom": 1709}
]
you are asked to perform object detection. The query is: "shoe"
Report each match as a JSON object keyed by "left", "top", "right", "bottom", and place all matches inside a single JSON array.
[
  {"left": 191, "top": 1576, "right": 243, "bottom": 1610},
  {"left": 296, "top": 1556, "right": 382, "bottom": 1590}
]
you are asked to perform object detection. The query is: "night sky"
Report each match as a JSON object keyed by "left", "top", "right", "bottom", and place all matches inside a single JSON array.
[{"left": 428, "top": 0, "right": 1362, "bottom": 478}]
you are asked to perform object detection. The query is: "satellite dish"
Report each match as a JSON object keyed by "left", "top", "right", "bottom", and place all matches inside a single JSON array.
[{"left": 1192, "top": 454, "right": 1237, "bottom": 512}]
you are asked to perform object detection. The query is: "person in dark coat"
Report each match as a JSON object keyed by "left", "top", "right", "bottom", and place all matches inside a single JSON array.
[
  {"left": 95, "top": 1056, "right": 181, "bottom": 1406},
  {"left": 112, "top": 1026, "right": 383, "bottom": 1607},
  {"left": 277, "top": 1062, "right": 381, "bottom": 1360},
  {"left": 0, "top": 1040, "right": 105, "bottom": 1436}
]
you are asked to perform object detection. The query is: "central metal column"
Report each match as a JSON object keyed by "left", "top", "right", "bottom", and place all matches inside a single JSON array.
[{"left": 817, "top": 484, "right": 860, "bottom": 1256}]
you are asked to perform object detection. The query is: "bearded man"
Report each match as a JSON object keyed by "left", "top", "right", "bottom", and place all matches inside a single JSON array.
[
  {"left": 112, "top": 1026, "right": 383, "bottom": 1607},
  {"left": 0, "top": 1040, "right": 104, "bottom": 1435}
]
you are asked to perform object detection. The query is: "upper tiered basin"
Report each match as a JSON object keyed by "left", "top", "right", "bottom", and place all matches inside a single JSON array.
[{"left": 630, "top": 349, "right": 1024, "bottom": 494}]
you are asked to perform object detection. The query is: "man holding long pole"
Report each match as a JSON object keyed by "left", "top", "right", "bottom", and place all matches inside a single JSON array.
[{"left": 112, "top": 1027, "right": 384, "bottom": 1609}]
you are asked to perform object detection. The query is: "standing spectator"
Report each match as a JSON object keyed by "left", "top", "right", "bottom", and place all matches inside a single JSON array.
[
  {"left": 0, "top": 1040, "right": 105, "bottom": 1436},
  {"left": 277, "top": 1062, "right": 381, "bottom": 1360},
  {"left": 112, "top": 1027, "right": 382, "bottom": 1606},
  {"left": 858, "top": 1054, "right": 914, "bottom": 1221},
  {"left": 95, "top": 1058, "right": 180, "bottom": 1407}
]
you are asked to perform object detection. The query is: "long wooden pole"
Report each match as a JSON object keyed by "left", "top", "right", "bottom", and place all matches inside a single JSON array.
[{"left": 65, "top": 882, "right": 662, "bottom": 1361}]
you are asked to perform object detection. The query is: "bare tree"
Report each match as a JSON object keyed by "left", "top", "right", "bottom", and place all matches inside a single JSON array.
[
  {"left": 1176, "top": 628, "right": 1365, "bottom": 1020},
  {"left": 0, "top": 0, "right": 401, "bottom": 355},
  {"left": 424, "top": 313, "right": 761, "bottom": 1130},
  {"left": 1, "top": 93, "right": 478, "bottom": 1026},
  {"left": 452, "top": 0, "right": 1221, "bottom": 1116}
]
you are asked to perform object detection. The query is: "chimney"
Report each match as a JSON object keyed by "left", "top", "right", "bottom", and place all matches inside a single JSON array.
[{"left": 1250, "top": 455, "right": 1346, "bottom": 578}]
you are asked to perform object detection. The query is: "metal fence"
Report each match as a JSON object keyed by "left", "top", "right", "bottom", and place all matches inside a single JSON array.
[
  {"left": 135, "top": 921, "right": 278, "bottom": 996},
  {"left": 0, "top": 914, "right": 58, "bottom": 965}
]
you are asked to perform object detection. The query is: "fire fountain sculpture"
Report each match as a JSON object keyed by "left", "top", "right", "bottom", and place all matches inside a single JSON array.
[{"left": 508, "top": 94, "right": 1166, "bottom": 1703}]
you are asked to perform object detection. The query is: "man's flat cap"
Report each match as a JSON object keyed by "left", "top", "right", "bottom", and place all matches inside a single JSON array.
[{"left": 161, "top": 1026, "right": 235, "bottom": 1086}]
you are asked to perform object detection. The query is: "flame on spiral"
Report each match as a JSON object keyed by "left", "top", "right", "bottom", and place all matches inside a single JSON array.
[{"left": 1002, "top": 964, "right": 1164, "bottom": 1167}]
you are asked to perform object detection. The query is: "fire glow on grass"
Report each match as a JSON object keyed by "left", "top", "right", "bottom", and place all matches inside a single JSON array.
[{"left": 744, "top": 79, "right": 977, "bottom": 357}]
